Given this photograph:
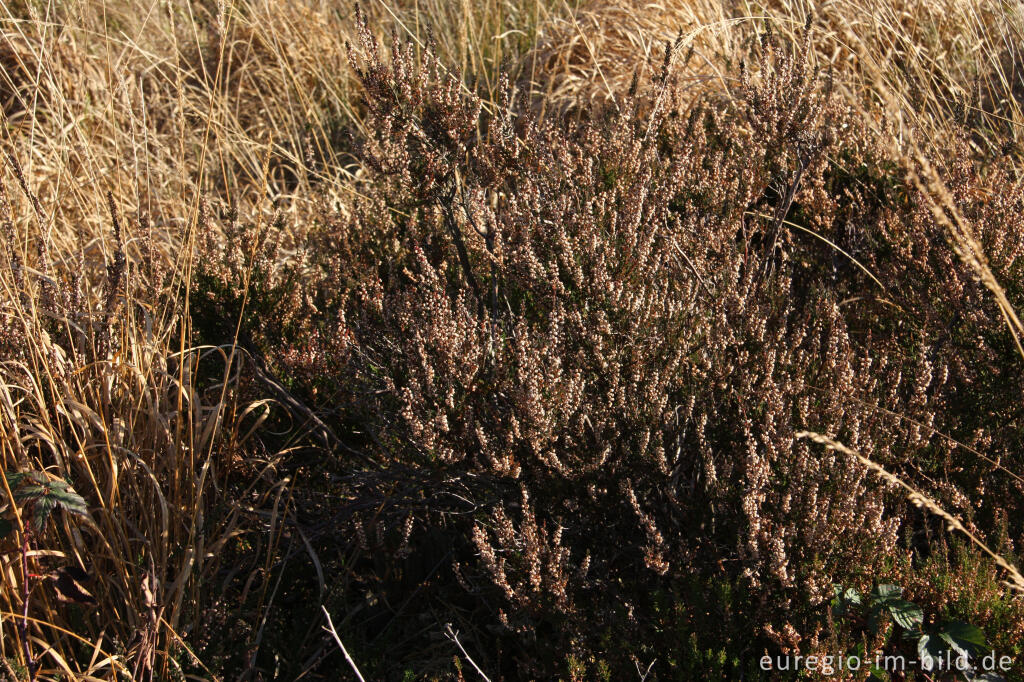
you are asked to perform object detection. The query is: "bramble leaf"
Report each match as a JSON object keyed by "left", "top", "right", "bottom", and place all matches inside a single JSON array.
[
  {"left": 872, "top": 584, "right": 902, "bottom": 601},
  {"left": 3, "top": 470, "right": 44, "bottom": 490},
  {"left": 917, "top": 634, "right": 946, "bottom": 671},
  {"left": 31, "top": 495, "right": 58, "bottom": 533},
  {"left": 831, "top": 584, "right": 863, "bottom": 617},
  {"left": 3, "top": 472, "right": 89, "bottom": 531},
  {"left": 885, "top": 599, "right": 924, "bottom": 630},
  {"left": 938, "top": 621, "right": 986, "bottom": 657},
  {"left": 868, "top": 583, "right": 922, "bottom": 630},
  {"left": 13, "top": 484, "right": 48, "bottom": 504},
  {"left": 46, "top": 481, "right": 89, "bottom": 518}
]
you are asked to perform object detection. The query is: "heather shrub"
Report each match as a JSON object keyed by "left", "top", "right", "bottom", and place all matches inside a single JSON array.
[{"left": 185, "top": 15, "right": 1024, "bottom": 678}]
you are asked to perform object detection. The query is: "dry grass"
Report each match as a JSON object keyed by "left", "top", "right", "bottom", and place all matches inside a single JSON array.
[{"left": 520, "top": 0, "right": 1024, "bottom": 151}]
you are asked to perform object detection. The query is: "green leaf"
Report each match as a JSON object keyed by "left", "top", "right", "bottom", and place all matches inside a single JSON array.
[
  {"left": 3, "top": 471, "right": 29, "bottom": 488},
  {"left": 938, "top": 632, "right": 970, "bottom": 662},
  {"left": 3, "top": 470, "right": 44, "bottom": 490},
  {"left": 47, "top": 483, "right": 88, "bottom": 518},
  {"left": 917, "top": 634, "right": 946, "bottom": 672},
  {"left": 13, "top": 484, "right": 48, "bottom": 504},
  {"left": 918, "top": 624, "right": 985, "bottom": 673},
  {"left": 31, "top": 495, "right": 58, "bottom": 532},
  {"left": 885, "top": 599, "right": 924, "bottom": 630},
  {"left": 938, "top": 621, "right": 986, "bottom": 656},
  {"left": 872, "top": 584, "right": 902, "bottom": 602},
  {"left": 9, "top": 476, "right": 89, "bottom": 527},
  {"left": 867, "top": 583, "right": 922, "bottom": 631},
  {"left": 831, "top": 585, "right": 862, "bottom": 617}
]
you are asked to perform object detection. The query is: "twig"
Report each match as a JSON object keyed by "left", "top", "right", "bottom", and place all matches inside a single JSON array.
[
  {"left": 441, "top": 192, "right": 484, "bottom": 310},
  {"left": 669, "top": 238, "right": 711, "bottom": 297},
  {"left": 444, "top": 623, "right": 492, "bottom": 682},
  {"left": 760, "top": 151, "right": 807, "bottom": 282},
  {"left": 321, "top": 606, "right": 367, "bottom": 682}
]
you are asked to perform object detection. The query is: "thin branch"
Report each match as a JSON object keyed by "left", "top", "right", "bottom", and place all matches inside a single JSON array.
[
  {"left": 441, "top": 194, "right": 484, "bottom": 309},
  {"left": 445, "top": 624, "right": 492, "bottom": 682},
  {"left": 669, "top": 238, "right": 712, "bottom": 297},
  {"left": 636, "top": 658, "right": 657, "bottom": 681},
  {"left": 761, "top": 151, "right": 808, "bottom": 281},
  {"left": 322, "top": 606, "right": 367, "bottom": 682}
]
